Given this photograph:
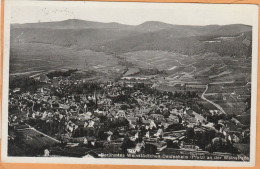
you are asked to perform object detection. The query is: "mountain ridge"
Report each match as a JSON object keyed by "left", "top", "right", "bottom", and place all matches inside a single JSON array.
[
  {"left": 12, "top": 19, "right": 252, "bottom": 30},
  {"left": 11, "top": 19, "right": 252, "bottom": 57}
]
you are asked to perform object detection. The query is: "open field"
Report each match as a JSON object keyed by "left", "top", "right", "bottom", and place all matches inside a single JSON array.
[
  {"left": 120, "top": 50, "right": 195, "bottom": 71},
  {"left": 10, "top": 43, "right": 126, "bottom": 80}
]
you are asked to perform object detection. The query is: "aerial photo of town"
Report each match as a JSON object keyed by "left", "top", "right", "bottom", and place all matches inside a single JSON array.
[{"left": 7, "top": 14, "right": 252, "bottom": 161}]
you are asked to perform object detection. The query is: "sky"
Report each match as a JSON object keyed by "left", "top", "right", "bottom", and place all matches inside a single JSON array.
[{"left": 8, "top": 1, "right": 258, "bottom": 26}]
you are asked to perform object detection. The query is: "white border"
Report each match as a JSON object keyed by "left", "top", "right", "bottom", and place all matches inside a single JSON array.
[{"left": 1, "top": 1, "right": 258, "bottom": 167}]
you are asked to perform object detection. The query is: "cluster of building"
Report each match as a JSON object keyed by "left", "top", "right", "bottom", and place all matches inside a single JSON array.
[{"left": 8, "top": 73, "right": 250, "bottom": 159}]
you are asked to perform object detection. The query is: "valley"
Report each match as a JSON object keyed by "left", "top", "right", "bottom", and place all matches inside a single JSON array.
[
  {"left": 9, "top": 19, "right": 252, "bottom": 122},
  {"left": 7, "top": 19, "right": 253, "bottom": 159}
]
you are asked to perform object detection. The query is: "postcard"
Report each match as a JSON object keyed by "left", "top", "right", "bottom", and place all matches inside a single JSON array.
[{"left": 1, "top": 1, "right": 258, "bottom": 167}]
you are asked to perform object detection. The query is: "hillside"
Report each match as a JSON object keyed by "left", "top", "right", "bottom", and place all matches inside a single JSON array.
[
  {"left": 11, "top": 27, "right": 140, "bottom": 49},
  {"left": 9, "top": 19, "right": 252, "bottom": 116},
  {"left": 11, "top": 19, "right": 252, "bottom": 57},
  {"left": 11, "top": 19, "right": 134, "bottom": 30}
]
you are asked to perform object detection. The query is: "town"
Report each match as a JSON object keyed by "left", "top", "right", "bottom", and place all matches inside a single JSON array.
[{"left": 8, "top": 69, "right": 250, "bottom": 161}]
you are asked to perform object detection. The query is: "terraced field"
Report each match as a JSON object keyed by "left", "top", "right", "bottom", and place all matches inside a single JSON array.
[
  {"left": 119, "top": 50, "right": 251, "bottom": 116},
  {"left": 10, "top": 43, "right": 126, "bottom": 80}
]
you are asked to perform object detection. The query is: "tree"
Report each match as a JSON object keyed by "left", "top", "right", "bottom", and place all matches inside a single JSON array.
[
  {"left": 121, "top": 137, "right": 136, "bottom": 154},
  {"left": 144, "top": 144, "right": 157, "bottom": 154},
  {"left": 185, "top": 127, "right": 195, "bottom": 143}
]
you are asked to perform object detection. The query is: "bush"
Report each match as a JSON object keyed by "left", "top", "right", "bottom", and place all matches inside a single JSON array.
[{"left": 46, "top": 69, "right": 78, "bottom": 79}]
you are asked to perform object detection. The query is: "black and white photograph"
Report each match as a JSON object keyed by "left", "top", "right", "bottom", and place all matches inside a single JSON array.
[{"left": 1, "top": 1, "right": 258, "bottom": 167}]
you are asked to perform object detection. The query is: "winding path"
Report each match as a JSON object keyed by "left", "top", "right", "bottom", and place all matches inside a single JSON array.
[{"left": 201, "top": 85, "right": 226, "bottom": 114}]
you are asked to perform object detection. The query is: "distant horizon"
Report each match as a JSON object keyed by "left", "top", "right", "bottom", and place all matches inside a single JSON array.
[{"left": 10, "top": 19, "right": 253, "bottom": 27}]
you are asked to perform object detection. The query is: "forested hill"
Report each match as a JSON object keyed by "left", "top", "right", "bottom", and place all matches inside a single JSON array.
[{"left": 11, "top": 19, "right": 252, "bottom": 57}]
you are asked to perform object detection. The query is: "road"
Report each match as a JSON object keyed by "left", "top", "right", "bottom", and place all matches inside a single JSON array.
[
  {"left": 23, "top": 124, "right": 61, "bottom": 143},
  {"left": 201, "top": 85, "right": 226, "bottom": 114}
]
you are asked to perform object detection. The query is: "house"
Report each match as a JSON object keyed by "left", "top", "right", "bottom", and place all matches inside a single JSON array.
[
  {"left": 212, "top": 137, "right": 228, "bottom": 146},
  {"left": 39, "top": 74, "right": 49, "bottom": 83},
  {"left": 116, "top": 110, "right": 126, "bottom": 118},
  {"left": 149, "top": 120, "right": 157, "bottom": 129},
  {"left": 82, "top": 151, "right": 99, "bottom": 158},
  {"left": 154, "top": 128, "right": 163, "bottom": 137},
  {"left": 13, "top": 88, "right": 21, "bottom": 93},
  {"left": 170, "top": 108, "right": 178, "bottom": 115},
  {"left": 127, "top": 116, "right": 138, "bottom": 125},
  {"left": 135, "top": 142, "right": 145, "bottom": 152},
  {"left": 107, "top": 81, "right": 112, "bottom": 87},
  {"left": 59, "top": 104, "right": 70, "bottom": 110},
  {"left": 192, "top": 112, "right": 206, "bottom": 123},
  {"left": 151, "top": 114, "right": 164, "bottom": 121},
  {"left": 209, "top": 110, "right": 219, "bottom": 115},
  {"left": 232, "top": 134, "right": 240, "bottom": 143},
  {"left": 167, "top": 114, "right": 180, "bottom": 124}
]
